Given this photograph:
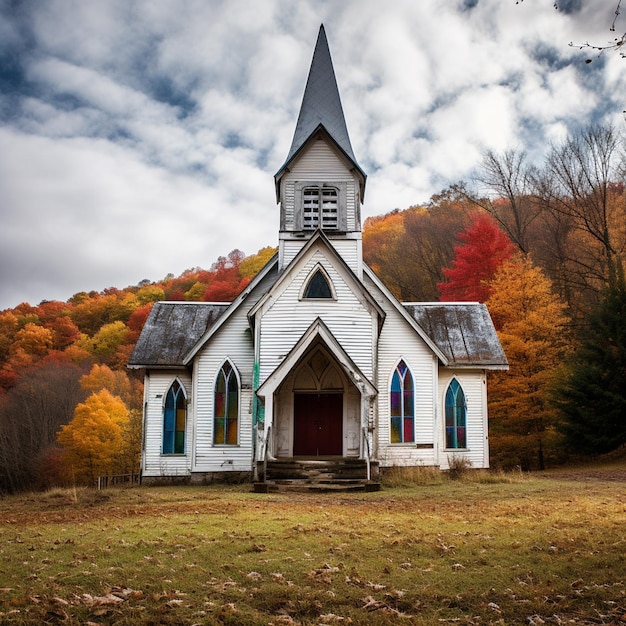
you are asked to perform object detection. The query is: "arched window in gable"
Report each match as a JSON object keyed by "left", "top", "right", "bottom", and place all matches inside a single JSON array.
[
  {"left": 390, "top": 360, "right": 414, "bottom": 443},
  {"left": 445, "top": 378, "right": 467, "bottom": 449},
  {"left": 163, "top": 380, "right": 186, "bottom": 454},
  {"left": 214, "top": 361, "right": 239, "bottom": 445},
  {"left": 303, "top": 268, "right": 334, "bottom": 299}
]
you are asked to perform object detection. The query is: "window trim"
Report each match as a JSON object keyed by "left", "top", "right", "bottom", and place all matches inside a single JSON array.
[
  {"left": 294, "top": 181, "right": 347, "bottom": 232},
  {"left": 162, "top": 378, "right": 187, "bottom": 455},
  {"left": 389, "top": 359, "right": 415, "bottom": 445},
  {"left": 444, "top": 378, "right": 467, "bottom": 450},
  {"left": 299, "top": 264, "right": 337, "bottom": 301},
  {"left": 213, "top": 360, "right": 240, "bottom": 447}
]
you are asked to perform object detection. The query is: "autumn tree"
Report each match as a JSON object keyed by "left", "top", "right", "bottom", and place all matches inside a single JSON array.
[
  {"left": 554, "top": 270, "right": 626, "bottom": 455},
  {"left": 438, "top": 213, "right": 516, "bottom": 302},
  {"left": 0, "top": 361, "right": 85, "bottom": 492},
  {"left": 239, "top": 246, "right": 278, "bottom": 279},
  {"left": 539, "top": 125, "right": 626, "bottom": 299},
  {"left": 80, "top": 363, "right": 142, "bottom": 411},
  {"left": 486, "top": 255, "right": 571, "bottom": 470},
  {"left": 57, "top": 389, "right": 130, "bottom": 485},
  {"left": 467, "top": 151, "right": 541, "bottom": 254},
  {"left": 401, "top": 190, "right": 474, "bottom": 301}
]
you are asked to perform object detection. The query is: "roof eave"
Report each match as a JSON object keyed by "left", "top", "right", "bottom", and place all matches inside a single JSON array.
[{"left": 274, "top": 124, "right": 366, "bottom": 203}]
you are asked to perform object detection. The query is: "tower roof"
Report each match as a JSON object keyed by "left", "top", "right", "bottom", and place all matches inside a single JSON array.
[{"left": 275, "top": 25, "right": 366, "bottom": 189}]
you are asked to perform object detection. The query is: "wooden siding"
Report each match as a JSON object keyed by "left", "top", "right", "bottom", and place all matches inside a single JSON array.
[
  {"left": 142, "top": 371, "right": 193, "bottom": 477},
  {"left": 437, "top": 370, "right": 489, "bottom": 469},
  {"left": 372, "top": 287, "right": 439, "bottom": 469},
  {"left": 281, "top": 141, "right": 360, "bottom": 233},
  {"left": 258, "top": 249, "right": 376, "bottom": 390},
  {"left": 191, "top": 270, "right": 280, "bottom": 474},
  {"left": 193, "top": 306, "right": 255, "bottom": 473}
]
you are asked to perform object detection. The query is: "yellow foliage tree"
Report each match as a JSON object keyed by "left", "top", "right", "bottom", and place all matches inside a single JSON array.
[
  {"left": 80, "top": 363, "right": 133, "bottom": 405},
  {"left": 486, "top": 255, "right": 570, "bottom": 470},
  {"left": 239, "top": 246, "right": 278, "bottom": 279},
  {"left": 57, "top": 389, "right": 129, "bottom": 484}
]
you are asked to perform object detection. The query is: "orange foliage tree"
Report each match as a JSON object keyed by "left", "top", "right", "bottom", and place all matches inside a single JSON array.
[{"left": 486, "top": 255, "right": 571, "bottom": 470}]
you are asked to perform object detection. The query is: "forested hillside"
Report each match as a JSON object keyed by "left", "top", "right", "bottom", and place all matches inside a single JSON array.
[{"left": 1, "top": 125, "right": 625, "bottom": 492}]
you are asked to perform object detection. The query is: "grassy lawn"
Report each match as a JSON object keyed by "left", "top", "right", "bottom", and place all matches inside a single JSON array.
[{"left": 0, "top": 469, "right": 624, "bottom": 625}]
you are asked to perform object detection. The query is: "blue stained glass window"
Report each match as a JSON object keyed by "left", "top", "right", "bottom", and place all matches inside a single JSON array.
[
  {"left": 445, "top": 379, "right": 467, "bottom": 449},
  {"left": 163, "top": 380, "right": 186, "bottom": 454},
  {"left": 390, "top": 360, "right": 414, "bottom": 443}
]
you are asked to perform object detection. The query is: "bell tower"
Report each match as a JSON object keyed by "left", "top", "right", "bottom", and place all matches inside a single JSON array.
[{"left": 274, "top": 25, "right": 367, "bottom": 276}]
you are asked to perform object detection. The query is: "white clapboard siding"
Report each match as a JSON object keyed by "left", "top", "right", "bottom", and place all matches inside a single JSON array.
[
  {"left": 258, "top": 250, "right": 375, "bottom": 386},
  {"left": 377, "top": 307, "right": 439, "bottom": 467},
  {"left": 142, "top": 370, "right": 193, "bottom": 477},
  {"left": 191, "top": 287, "right": 278, "bottom": 474},
  {"left": 437, "top": 370, "right": 489, "bottom": 470},
  {"left": 284, "top": 141, "right": 359, "bottom": 232},
  {"left": 281, "top": 237, "right": 361, "bottom": 275}
]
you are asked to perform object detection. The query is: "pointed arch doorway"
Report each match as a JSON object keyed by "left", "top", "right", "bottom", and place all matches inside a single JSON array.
[{"left": 291, "top": 344, "right": 345, "bottom": 457}]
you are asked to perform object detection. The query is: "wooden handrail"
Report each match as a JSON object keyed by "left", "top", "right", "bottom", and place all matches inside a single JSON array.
[{"left": 362, "top": 427, "right": 371, "bottom": 482}]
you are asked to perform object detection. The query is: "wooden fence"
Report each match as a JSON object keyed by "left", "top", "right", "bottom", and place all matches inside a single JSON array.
[{"left": 97, "top": 473, "right": 141, "bottom": 490}]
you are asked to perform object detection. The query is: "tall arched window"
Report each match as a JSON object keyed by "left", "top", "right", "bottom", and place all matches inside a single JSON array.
[
  {"left": 445, "top": 379, "right": 467, "bottom": 449},
  {"left": 163, "top": 380, "right": 186, "bottom": 454},
  {"left": 214, "top": 361, "right": 239, "bottom": 445},
  {"left": 390, "top": 360, "right": 414, "bottom": 443}
]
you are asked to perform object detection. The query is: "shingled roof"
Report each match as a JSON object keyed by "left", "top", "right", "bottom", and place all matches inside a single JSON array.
[
  {"left": 403, "top": 303, "right": 508, "bottom": 369},
  {"left": 128, "top": 302, "right": 229, "bottom": 368}
]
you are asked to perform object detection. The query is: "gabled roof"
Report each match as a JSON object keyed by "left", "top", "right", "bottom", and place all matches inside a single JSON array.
[
  {"left": 248, "top": 229, "right": 386, "bottom": 327},
  {"left": 274, "top": 25, "right": 366, "bottom": 195},
  {"left": 128, "top": 302, "right": 229, "bottom": 369},
  {"left": 403, "top": 303, "right": 509, "bottom": 370},
  {"left": 257, "top": 317, "right": 377, "bottom": 400},
  {"left": 129, "top": 253, "right": 280, "bottom": 369}
]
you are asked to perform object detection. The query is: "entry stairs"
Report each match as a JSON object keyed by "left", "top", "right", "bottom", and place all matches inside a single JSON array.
[{"left": 253, "top": 457, "right": 380, "bottom": 493}]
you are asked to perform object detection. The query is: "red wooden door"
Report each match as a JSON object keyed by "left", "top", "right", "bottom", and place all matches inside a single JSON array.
[{"left": 293, "top": 393, "right": 343, "bottom": 456}]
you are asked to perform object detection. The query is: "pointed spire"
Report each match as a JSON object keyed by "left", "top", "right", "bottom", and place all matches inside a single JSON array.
[{"left": 276, "top": 25, "right": 365, "bottom": 187}]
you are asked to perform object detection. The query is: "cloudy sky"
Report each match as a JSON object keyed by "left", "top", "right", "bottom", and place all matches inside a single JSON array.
[{"left": 1, "top": 0, "right": 624, "bottom": 310}]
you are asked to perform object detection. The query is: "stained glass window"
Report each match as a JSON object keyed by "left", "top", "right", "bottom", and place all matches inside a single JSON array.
[
  {"left": 303, "top": 269, "right": 333, "bottom": 299},
  {"left": 163, "top": 380, "right": 186, "bottom": 454},
  {"left": 445, "top": 379, "right": 467, "bottom": 449},
  {"left": 214, "top": 362, "right": 239, "bottom": 445},
  {"left": 390, "top": 360, "right": 414, "bottom": 443}
]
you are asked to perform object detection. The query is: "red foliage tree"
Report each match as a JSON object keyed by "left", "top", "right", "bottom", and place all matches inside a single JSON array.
[{"left": 438, "top": 213, "right": 515, "bottom": 302}]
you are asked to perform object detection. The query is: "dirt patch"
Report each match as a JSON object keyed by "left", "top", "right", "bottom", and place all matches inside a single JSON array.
[{"left": 540, "top": 468, "right": 626, "bottom": 482}]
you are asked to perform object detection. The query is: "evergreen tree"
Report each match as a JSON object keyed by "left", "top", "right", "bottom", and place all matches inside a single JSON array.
[{"left": 555, "top": 271, "right": 626, "bottom": 455}]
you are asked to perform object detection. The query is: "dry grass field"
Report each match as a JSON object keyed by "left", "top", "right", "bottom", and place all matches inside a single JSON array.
[{"left": 0, "top": 466, "right": 625, "bottom": 625}]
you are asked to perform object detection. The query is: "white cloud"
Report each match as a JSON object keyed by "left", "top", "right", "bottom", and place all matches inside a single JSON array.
[{"left": 0, "top": 0, "right": 623, "bottom": 309}]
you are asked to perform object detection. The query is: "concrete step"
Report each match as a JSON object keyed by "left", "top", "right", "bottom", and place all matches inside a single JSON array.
[{"left": 254, "top": 457, "right": 380, "bottom": 493}]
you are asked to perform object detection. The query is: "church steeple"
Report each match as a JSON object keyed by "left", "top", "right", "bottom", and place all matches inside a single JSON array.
[
  {"left": 275, "top": 25, "right": 366, "bottom": 201},
  {"left": 275, "top": 25, "right": 366, "bottom": 276}
]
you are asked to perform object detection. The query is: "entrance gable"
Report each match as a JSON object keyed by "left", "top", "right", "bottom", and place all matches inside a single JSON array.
[{"left": 257, "top": 317, "right": 377, "bottom": 401}]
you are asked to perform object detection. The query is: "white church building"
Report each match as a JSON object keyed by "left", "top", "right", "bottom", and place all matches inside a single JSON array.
[{"left": 129, "top": 25, "right": 508, "bottom": 489}]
